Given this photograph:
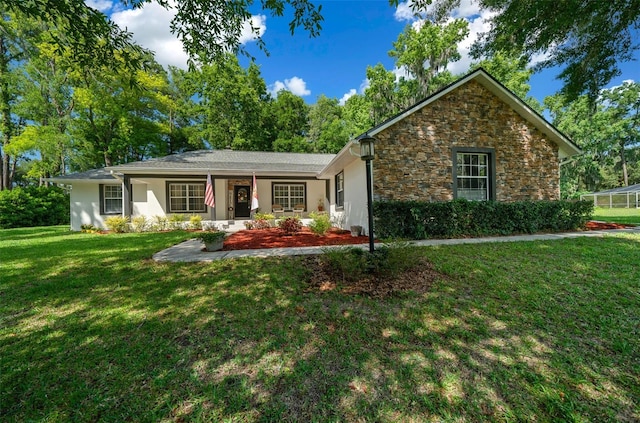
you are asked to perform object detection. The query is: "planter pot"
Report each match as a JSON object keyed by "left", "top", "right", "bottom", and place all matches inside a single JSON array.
[
  {"left": 203, "top": 238, "right": 224, "bottom": 252},
  {"left": 350, "top": 225, "right": 362, "bottom": 237}
]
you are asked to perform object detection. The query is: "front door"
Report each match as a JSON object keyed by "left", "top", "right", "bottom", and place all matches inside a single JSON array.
[{"left": 234, "top": 185, "right": 251, "bottom": 218}]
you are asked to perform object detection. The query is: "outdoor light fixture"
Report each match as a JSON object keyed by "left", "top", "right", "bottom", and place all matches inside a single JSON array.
[
  {"left": 359, "top": 134, "right": 376, "bottom": 253},
  {"left": 359, "top": 135, "right": 375, "bottom": 161}
]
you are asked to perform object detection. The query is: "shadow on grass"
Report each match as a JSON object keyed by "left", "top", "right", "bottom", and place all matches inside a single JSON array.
[{"left": 1, "top": 228, "right": 639, "bottom": 421}]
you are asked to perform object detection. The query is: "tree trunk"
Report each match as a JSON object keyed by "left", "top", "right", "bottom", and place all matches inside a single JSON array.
[
  {"left": 620, "top": 140, "right": 628, "bottom": 186},
  {"left": 0, "top": 37, "right": 13, "bottom": 190}
]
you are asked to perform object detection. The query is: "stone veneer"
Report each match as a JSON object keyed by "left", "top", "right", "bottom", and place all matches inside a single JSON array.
[{"left": 373, "top": 80, "right": 560, "bottom": 202}]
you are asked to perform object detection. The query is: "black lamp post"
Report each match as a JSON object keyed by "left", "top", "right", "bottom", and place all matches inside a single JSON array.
[{"left": 359, "top": 135, "right": 376, "bottom": 253}]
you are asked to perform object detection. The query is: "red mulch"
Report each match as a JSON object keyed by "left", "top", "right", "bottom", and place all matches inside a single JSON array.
[
  {"left": 221, "top": 221, "right": 633, "bottom": 251},
  {"left": 223, "top": 227, "right": 374, "bottom": 251},
  {"left": 585, "top": 221, "right": 634, "bottom": 230}
]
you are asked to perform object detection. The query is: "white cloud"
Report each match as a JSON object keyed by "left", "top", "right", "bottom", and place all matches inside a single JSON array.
[
  {"left": 111, "top": 2, "right": 189, "bottom": 69},
  {"left": 239, "top": 15, "right": 267, "bottom": 44},
  {"left": 394, "top": 1, "right": 416, "bottom": 22},
  {"left": 359, "top": 78, "right": 370, "bottom": 93},
  {"left": 86, "top": 0, "right": 113, "bottom": 13},
  {"left": 111, "top": 2, "right": 266, "bottom": 69},
  {"left": 269, "top": 77, "right": 311, "bottom": 97},
  {"left": 339, "top": 89, "right": 357, "bottom": 105},
  {"left": 392, "top": 66, "right": 413, "bottom": 82}
]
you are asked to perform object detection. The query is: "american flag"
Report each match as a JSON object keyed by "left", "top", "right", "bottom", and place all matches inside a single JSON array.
[
  {"left": 251, "top": 173, "right": 259, "bottom": 211},
  {"left": 205, "top": 172, "right": 215, "bottom": 208}
]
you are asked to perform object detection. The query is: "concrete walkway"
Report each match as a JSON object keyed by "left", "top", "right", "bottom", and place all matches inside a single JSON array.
[{"left": 152, "top": 226, "right": 640, "bottom": 263}]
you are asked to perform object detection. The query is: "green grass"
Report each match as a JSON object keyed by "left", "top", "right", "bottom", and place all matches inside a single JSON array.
[
  {"left": 2, "top": 226, "right": 639, "bottom": 422},
  {"left": 592, "top": 207, "right": 640, "bottom": 225}
]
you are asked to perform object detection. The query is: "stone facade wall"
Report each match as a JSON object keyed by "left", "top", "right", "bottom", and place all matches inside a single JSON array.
[{"left": 373, "top": 80, "right": 560, "bottom": 202}]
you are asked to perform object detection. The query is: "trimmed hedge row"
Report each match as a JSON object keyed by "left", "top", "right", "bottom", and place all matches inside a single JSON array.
[
  {"left": 373, "top": 199, "right": 594, "bottom": 240},
  {"left": 0, "top": 186, "right": 70, "bottom": 229}
]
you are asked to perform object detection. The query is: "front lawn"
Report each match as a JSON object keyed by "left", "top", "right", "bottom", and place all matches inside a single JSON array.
[
  {"left": 1, "top": 226, "right": 639, "bottom": 421},
  {"left": 592, "top": 206, "right": 640, "bottom": 225}
]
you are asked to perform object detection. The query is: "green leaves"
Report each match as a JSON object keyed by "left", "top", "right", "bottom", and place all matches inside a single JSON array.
[{"left": 472, "top": 0, "right": 640, "bottom": 102}]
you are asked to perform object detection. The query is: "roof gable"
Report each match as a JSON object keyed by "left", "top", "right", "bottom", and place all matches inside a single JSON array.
[{"left": 358, "top": 68, "right": 581, "bottom": 159}]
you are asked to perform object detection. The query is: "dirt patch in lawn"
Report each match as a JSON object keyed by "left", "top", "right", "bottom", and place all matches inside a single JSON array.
[
  {"left": 300, "top": 255, "right": 446, "bottom": 297},
  {"left": 223, "top": 227, "right": 374, "bottom": 251}
]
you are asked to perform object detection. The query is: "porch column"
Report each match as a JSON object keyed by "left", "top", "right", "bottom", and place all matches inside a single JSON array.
[{"left": 122, "top": 175, "right": 131, "bottom": 218}]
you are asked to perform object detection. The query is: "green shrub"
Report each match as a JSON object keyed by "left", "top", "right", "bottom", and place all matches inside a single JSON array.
[
  {"left": 152, "top": 215, "right": 169, "bottom": 231},
  {"left": 104, "top": 216, "right": 130, "bottom": 233},
  {"left": 321, "top": 240, "right": 423, "bottom": 282},
  {"left": 374, "top": 199, "right": 594, "bottom": 240},
  {"left": 278, "top": 216, "right": 302, "bottom": 234},
  {"left": 131, "top": 216, "right": 149, "bottom": 232},
  {"left": 168, "top": 213, "right": 186, "bottom": 229},
  {"left": 308, "top": 211, "right": 332, "bottom": 235},
  {"left": 80, "top": 224, "right": 99, "bottom": 233},
  {"left": 189, "top": 215, "right": 203, "bottom": 230},
  {"left": 0, "top": 186, "right": 69, "bottom": 229},
  {"left": 254, "top": 212, "right": 275, "bottom": 221},
  {"left": 321, "top": 246, "right": 367, "bottom": 282}
]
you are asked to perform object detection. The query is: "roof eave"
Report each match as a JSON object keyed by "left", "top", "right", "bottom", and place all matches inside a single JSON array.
[{"left": 106, "top": 167, "right": 323, "bottom": 178}]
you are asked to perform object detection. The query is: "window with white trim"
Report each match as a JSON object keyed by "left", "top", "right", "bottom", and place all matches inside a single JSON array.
[
  {"left": 273, "top": 183, "right": 305, "bottom": 210},
  {"left": 456, "top": 152, "right": 490, "bottom": 201},
  {"left": 168, "top": 183, "right": 206, "bottom": 212},
  {"left": 335, "top": 171, "right": 344, "bottom": 208},
  {"left": 103, "top": 185, "right": 123, "bottom": 214}
]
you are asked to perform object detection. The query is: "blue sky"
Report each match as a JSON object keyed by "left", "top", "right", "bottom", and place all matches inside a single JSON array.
[{"left": 96, "top": 0, "right": 639, "bottom": 106}]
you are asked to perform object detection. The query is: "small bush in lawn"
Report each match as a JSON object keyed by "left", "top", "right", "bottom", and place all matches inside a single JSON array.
[
  {"left": 189, "top": 214, "right": 202, "bottom": 230},
  {"left": 80, "top": 224, "right": 100, "bottom": 233},
  {"left": 373, "top": 240, "right": 424, "bottom": 277},
  {"left": 321, "top": 246, "right": 367, "bottom": 282},
  {"left": 104, "top": 216, "right": 129, "bottom": 233},
  {"left": 308, "top": 211, "right": 332, "bottom": 235},
  {"left": 321, "top": 240, "right": 423, "bottom": 282},
  {"left": 131, "top": 216, "right": 149, "bottom": 232},
  {"left": 278, "top": 216, "right": 302, "bottom": 235}
]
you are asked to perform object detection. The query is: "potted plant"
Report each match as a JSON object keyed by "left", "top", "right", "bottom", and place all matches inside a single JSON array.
[
  {"left": 317, "top": 198, "right": 325, "bottom": 212},
  {"left": 197, "top": 229, "right": 226, "bottom": 251},
  {"left": 350, "top": 225, "right": 362, "bottom": 237}
]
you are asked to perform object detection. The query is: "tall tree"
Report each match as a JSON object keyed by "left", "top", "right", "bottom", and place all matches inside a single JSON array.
[
  {"left": 364, "top": 64, "right": 400, "bottom": 125},
  {"left": 0, "top": 8, "right": 31, "bottom": 190},
  {"left": 268, "top": 90, "right": 310, "bottom": 152},
  {"left": 192, "top": 55, "right": 269, "bottom": 150},
  {"left": 4, "top": 0, "right": 323, "bottom": 67},
  {"left": 72, "top": 52, "right": 169, "bottom": 168},
  {"left": 467, "top": 0, "right": 640, "bottom": 103},
  {"left": 162, "top": 66, "right": 204, "bottom": 155},
  {"left": 389, "top": 18, "right": 468, "bottom": 102},
  {"left": 546, "top": 82, "right": 640, "bottom": 197},
  {"left": 599, "top": 81, "right": 640, "bottom": 186},
  {"left": 11, "top": 23, "right": 76, "bottom": 184},
  {"left": 307, "top": 95, "right": 349, "bottom": 153}
]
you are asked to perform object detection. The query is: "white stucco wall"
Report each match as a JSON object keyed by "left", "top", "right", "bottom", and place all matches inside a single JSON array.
[
  {"left": 69, "top": 182, "right": 102, "bottom": 231},
  {"left": 68, "top": 176, "right": 330, "bottom": 230},
  {"left": 329, "top": 159, "right": 370, "bottom": 233}
]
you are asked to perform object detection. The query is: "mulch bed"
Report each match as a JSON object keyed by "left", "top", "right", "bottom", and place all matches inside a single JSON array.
[
  {"left": 222, "top": 227, "right": 374, "bottom": 251},
  {"left": 222, "top": 221, "right": 634, "bottom": 251},
  {"left": 584, "top": 221, "right": 634, "bottom": 230}
]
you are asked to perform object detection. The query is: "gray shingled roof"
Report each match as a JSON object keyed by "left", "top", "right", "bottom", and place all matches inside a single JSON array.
[
  {"left": 107, "top": 150, "right": 335, "bottom": 173},
  {"left": 588, "top": 183, "right": 640, "bottom": 194},
  {"left": 49, "top": 168, "right": 116, "bottom": 182}
]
